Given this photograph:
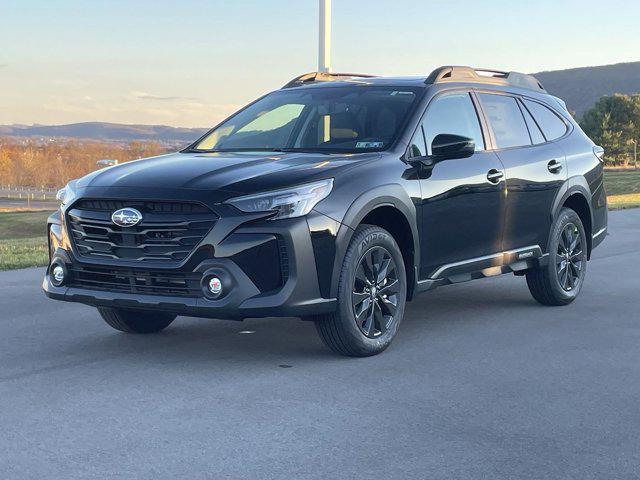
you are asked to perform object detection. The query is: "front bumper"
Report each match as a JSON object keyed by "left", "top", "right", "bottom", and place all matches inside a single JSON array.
[
  {"left": 43, "top": 275, "right": 336, "bottom": 320},
  {"left": 43, "top": 200, "right": 338, "bottom": 320}
]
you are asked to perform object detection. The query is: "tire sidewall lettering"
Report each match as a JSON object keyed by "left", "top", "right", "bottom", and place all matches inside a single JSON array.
[{"left": 358, "top": 232, "right": 388, "bottom": 257}]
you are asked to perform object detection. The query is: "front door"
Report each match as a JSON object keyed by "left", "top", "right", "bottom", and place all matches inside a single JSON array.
[{"left": 410, "top": 91, "right": 506, "bottom": 279}]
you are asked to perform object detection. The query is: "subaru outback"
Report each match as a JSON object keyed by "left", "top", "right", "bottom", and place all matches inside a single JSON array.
[{"left": 44, "top": 66, "right": 608, "bottom": 356}]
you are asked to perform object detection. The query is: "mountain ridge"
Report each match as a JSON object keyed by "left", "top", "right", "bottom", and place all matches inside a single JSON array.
[
  {"left": 533, "top": 61, "right": 640, "bottom": 116},
  {"left": 1, "top": 61, "right": 639, "bottom": 143},
  {"left": 0, "top": 122, "right": 208, "bottom": 145}
]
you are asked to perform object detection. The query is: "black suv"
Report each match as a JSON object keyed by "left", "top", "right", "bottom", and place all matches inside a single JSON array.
[{"left": 44, "top": 66, "right": 608, "bottom": 356}]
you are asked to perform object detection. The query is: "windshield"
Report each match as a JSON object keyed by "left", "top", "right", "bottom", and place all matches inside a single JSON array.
[{"left": 191, "top": 86, "right": 421, "bottom": 153}]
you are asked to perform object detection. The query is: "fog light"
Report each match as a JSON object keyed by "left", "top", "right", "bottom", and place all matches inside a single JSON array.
[
  {"left": 50, "top": 263, "right": 66, "bottom": 286},
  {"left": 208, "top": 277, "right": 223, "bottom": 296}
]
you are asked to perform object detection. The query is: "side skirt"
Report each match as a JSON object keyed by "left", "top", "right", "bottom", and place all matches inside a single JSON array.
[{"left": 415, "top": 245, "right": 543, "bottom": 293}]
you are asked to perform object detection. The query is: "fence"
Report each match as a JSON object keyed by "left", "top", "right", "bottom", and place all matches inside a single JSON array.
[
  {"left": 0, "top": 185, "right": 60, "bottom": 209},
  {"left": 0, "top": 185, "right": 59, "bottom": 201}
]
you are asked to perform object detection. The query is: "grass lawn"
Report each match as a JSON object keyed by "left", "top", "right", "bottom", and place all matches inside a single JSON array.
[
  {"left": 0, "top": 171, "right": 638, "bottom": 271},
  {"left": 0, "top": 210, "right": 51, "bottom": 240},
  {"left": 0, "top": 236, "right": 49, "bottom": 271},
  {"left": 0, "top": 211, "right": 52, "bottom": 271},
  {"left": 605, "top": 170, "right": 640, "bottom": 209},
  {"left": 604, "top": 170, "right": 640, "bottom": 197},
  {"left": 607, "top": 193, "right": 640, "bottom": 210}
]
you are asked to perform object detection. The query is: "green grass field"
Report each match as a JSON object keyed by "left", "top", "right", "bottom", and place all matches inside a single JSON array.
[
  {"left": 604, "top": 170, "right": 640, "bottom": 210},
  {"left": 0, "top": 211, "right": 51, "bottom": 270},
  {"left": 0, "top": 210, "right": 50, "bottom": 240},
  {"left": 0, "top": 236, "right": 49, "bottom": 271},
  {"left": 0, "top": 171, "right": 638, "bottom": 271},
  {"left": 604, "top": 170, "right": 640, "bottom": 196}
]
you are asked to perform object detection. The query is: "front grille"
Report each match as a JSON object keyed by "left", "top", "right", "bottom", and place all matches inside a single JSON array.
[
  {"left": 68, "top": 264, "right": 203, "bottom": 297},
  {"left": 66, "top": 199, "right": 218, "bottom": 264},
  {"left": 73, "top": 199, "right": 212, "bottom": 214}
]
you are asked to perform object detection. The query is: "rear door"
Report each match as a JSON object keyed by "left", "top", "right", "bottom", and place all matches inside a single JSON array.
[{"left": 477, "top": 93, "right": 567, "bottom": 253}]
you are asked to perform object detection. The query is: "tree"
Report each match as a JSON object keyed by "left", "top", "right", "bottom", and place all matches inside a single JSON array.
[
  {"left": 580, "top": 94, "right": 640, "bottom": 166},
  {"left": 0, "top": 137, "right": 168, "bottom": 188}
]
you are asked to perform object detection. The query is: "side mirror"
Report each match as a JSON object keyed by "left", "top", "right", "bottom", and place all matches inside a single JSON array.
[
  {"left": 406, "top": 133, "right": 476, "bottom": 168},
  {"left": 431, "top": 134, "right": 475, "bottom": 161}
]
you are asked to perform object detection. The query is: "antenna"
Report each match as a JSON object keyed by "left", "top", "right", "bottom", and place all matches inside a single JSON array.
[{"left": 318, "top": 0, "right": 331, "bottom": 73}]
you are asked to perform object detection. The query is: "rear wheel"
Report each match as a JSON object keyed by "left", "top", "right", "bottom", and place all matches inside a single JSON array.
[
  {"left": 312, "top": 224, "right": 407, "bottom": 357},
  {"left": 526, "top": 207, "right": 588, "bottom": 306},
  {"left": 98, "top": 307, "right": 176, "bottom": 333}
]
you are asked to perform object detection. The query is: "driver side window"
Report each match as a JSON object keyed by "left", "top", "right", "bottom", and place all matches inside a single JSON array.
[{"left": 421, "top": 92, "right": 485, "bottom": 155}]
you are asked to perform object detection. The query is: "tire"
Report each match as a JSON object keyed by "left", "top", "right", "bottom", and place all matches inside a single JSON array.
[
  {"left": 98, "top": 307, "right": 176, "bottom": 333},
  {"left": 526, "top": 207, "right": 588, "bottom": 306},
  {"left": 312, "top": 224, "right": 407, "bottom": 357}
]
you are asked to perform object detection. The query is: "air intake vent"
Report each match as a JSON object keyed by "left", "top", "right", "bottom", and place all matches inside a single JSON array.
[{"left": 68, "top": 264, "right": 203, "bottom": 297}]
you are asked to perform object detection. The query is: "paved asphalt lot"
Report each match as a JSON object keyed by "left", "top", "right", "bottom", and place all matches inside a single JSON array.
[{"left": 1, "top": 210, "right": 639, "bottom": 479}]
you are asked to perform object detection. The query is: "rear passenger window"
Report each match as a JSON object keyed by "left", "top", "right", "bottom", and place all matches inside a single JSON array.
[
  {"left": 520, "top": 101, "right": 546, "bottom": 144},
  {"left": 422, "top": 92, "right": 485, "bottom": 154},
  {"left": 523, "top": 99, "right": 568, "bottom": 140},
  {"left": 479, "top": 93, "right": 531, "bottom": 149}
]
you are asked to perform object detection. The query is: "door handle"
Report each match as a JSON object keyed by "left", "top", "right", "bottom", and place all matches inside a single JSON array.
[
  {"left": 547, "top": 159, "right": 563, "bottom": 173},
  {"left": 486, "top": 169, "right": 504, "bottom": 184}
]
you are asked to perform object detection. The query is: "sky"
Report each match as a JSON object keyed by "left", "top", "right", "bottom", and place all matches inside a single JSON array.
[{"left": 1, "top": 0, "right": 638, "bottom": 128}]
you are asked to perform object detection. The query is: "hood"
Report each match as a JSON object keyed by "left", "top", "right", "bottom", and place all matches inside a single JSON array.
[{"left": 78, "top": 151, "right": 380, "bottom": 197}]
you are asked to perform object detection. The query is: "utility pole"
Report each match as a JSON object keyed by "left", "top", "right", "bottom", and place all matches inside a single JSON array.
[{"left": 318, "top": 0, "right": 331, "bottom": 73}]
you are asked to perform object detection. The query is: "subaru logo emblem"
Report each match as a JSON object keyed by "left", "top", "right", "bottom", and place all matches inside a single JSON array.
[{"left": 111, "top": 208, "right": 143, "bottom": 227}]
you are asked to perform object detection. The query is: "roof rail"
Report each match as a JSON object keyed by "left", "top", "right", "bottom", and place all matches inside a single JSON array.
[
  {"left": 425, "top": 66, "right": 546, "bottom": 92},
  {"left": 282, "top": 71, "right": 376, "bottom": 89}
]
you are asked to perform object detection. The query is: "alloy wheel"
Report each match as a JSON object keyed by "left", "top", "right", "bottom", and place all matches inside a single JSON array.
[
  {"left": 556, "top": 222, "right": 584, "bottom": 291},
  {"left": 352, "top": 246, "right": 400, "bottom": 338}
]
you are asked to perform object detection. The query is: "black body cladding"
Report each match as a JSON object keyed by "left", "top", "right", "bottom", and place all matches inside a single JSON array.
[{"left": 44, "top": 67, "right": 607, "bottom": 328}]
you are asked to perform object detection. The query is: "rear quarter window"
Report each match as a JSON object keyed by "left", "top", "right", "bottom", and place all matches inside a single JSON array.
[{"left": 523, "top": 99, "right": 568, "bottom": 141}]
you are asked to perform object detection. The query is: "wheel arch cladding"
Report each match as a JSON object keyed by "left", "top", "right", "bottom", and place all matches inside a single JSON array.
[
  {"left": 561, "top": 192, "right": 593, "bottom": 259},
  {"left": 325, "top": 184, "right": 419, "bottom": 300},
  {"left": 359, "top": 206, "right": 416, "bottom": 300},
  {"left": 329, "top": 194, "right": 418, "bottom": 302}
]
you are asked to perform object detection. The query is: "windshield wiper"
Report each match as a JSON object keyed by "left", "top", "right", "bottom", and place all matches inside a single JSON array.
[
  {"left": 185, "top": 147, "right": 335, "bottom": 154},
  {"left": 188, "top": 147, "right": 310, "bottom": 153}
]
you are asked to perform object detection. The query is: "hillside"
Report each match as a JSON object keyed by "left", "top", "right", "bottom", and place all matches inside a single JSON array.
[
  {"left": 533, "top": 61, "right": 640, "bottom": 117},
  {"left": 0, "top": 122, "right": 208, "bottom": 145},
  {"left": 1, "top": 62, "right": 639, "bottom": 141}
]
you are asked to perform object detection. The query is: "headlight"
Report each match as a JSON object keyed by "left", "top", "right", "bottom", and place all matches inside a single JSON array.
[
  {"left": 226, "top": 179, "right": 334, "bottom": 220},
  {"left": 56, "top": 180, "right": 78, "bottom": 206}
]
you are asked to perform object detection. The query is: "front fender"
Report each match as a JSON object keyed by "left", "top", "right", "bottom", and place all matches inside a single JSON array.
[{"left": 317, "top": 184, "right": 420, "bottom": 298}]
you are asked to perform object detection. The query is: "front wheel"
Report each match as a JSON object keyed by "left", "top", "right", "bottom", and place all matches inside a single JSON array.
[
  {"left": 98, "top": 307, "right": 176, "bottom": 333},
  {"left": 312, "top": 224, "right": 407, "bottom": 357},
  {"left": 526, "top": 207, "right": 588, "bottom": 306}
]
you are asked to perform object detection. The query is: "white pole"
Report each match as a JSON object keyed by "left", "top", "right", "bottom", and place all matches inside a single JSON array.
[{"left": 318, "top": 0, "right": 331, "bottom": 73}]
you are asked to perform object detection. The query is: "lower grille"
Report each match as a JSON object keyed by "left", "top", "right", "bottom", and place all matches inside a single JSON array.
[{"left": 68, "top": 265, "right": 203, "bottom": 298}]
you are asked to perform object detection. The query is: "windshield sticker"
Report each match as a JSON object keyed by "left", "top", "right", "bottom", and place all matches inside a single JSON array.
[
  {"left": 355, "top": 141, "right": 384, "bottom": 148},
  {"left": 390, "top": 91, "right": 415, "bottom": 96}
]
